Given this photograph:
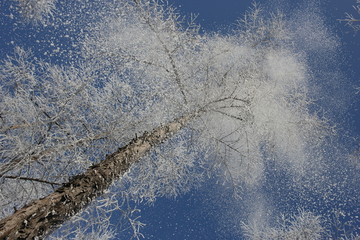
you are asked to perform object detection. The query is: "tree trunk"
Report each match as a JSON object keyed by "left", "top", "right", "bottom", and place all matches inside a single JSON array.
[{"left": 0, "top": 112, "right": 197, "bottom": 239}]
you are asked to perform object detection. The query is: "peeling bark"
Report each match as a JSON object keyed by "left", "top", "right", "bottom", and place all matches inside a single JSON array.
[{"left": 0, "top": 112, "right": 197, "bottom": 239}]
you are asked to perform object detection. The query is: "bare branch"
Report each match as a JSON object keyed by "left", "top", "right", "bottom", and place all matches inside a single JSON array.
[{"left": 1, "top": 175, "right": 61, "bottom": 186}]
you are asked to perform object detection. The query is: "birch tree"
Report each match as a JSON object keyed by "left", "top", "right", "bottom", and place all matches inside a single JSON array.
[{"left": 0, "top": 0, "right": 357, "bottom": 239}]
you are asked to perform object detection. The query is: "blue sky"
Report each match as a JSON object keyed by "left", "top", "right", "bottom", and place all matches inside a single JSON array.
[{"left": 0, "top": 0, "right": 359, "bottom": 239}]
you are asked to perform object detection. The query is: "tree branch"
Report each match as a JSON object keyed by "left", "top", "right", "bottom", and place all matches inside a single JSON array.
[
  {"left": 2, "top": 176, "right": 61, "bottom": 186},
  {"left": 0, "top": 110, "right": 200, "bottom": 239}
]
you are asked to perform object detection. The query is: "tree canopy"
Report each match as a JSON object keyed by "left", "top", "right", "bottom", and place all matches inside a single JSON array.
[{"left": 0, "top": 0, "right": 359, "bottom": 239}]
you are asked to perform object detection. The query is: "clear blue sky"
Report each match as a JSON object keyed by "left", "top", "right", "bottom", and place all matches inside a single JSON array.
[{"left": 0, "top": 0, "right": 359, "bottom": 239}]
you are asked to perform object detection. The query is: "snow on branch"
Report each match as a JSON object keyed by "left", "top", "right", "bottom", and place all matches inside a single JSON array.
[
  {"left": 339, "top": 0, "right": 360, "bottom": 33},
  {"left": 242, "top": 209, "right": 324, "bottom": 240},
  {"left": 15, "top": 0, "right": 56, "bottom": 24}
]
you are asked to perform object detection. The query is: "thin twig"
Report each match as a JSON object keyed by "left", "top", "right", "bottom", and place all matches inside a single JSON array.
[{"left": 2, "top": 175, "right": 61, "bottom": 186}]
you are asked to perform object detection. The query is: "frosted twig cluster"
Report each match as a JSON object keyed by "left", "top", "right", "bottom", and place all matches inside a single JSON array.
[
  {"left": 14, "top": 0, "right": 56, "bottom": 24},
  {"left": 0, "top": 0, "right": 357, "bottom": 239}
]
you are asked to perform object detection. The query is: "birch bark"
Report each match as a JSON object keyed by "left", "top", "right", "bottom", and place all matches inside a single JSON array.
[{"left": 0, "top": 112, "right": 197, "bottom": 239}]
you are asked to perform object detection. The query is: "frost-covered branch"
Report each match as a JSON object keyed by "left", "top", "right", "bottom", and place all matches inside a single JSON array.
[
  {"left": 339, "top": 0, "right": 360, "bottom": 33},
  {"left": 242, "top": 210, "right": 324, "bottom": 240},
  {"left": 14, "top": 0, "right": 56, "bottom": 24},
  {"left": 0, "top": 0, "right": 346, "bottom": 238},
  {"left": 0, "top": 111, "right": 199, "bottom": 239}
]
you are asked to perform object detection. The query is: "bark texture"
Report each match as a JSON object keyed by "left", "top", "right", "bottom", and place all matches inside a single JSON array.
[{"left": 0, "top": 113, "right": 195, "bottom": 239}]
